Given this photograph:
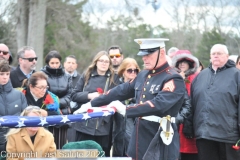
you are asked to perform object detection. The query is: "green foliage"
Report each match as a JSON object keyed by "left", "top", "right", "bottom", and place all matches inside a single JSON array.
[{"left": 196, "top": 28, "right": 226, "bottom": 67}]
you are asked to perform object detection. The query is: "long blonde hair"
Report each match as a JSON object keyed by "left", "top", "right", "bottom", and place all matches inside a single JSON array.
[
  {"left": 84, "top": 51, "right": 115, "bottom": 86},
  {"left": 5, "top": 106, "right": 42, "bottom": 140}
]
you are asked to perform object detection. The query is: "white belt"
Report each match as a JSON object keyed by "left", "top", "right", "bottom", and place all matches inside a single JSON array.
[{"left": 141, "top": 115, "right": 175, "bottom": 123}]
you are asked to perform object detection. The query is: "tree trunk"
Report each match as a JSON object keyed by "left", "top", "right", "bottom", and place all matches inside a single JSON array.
[
  {"left": 16, "top": 0, "right": 29, "bottom": 49},
  {"left": 28, "top": 0, "right": 47, "bottom": 70}
]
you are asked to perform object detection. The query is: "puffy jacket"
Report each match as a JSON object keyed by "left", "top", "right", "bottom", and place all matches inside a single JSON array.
[
  {"left": 41, "top": 65, "right": 72, "bottom": 114},
  {"left": 191, "top": 60, "right": 240, "bottom": 143},
  {"left": 0, "top": 81, "right": 27, "bottom": 151}
]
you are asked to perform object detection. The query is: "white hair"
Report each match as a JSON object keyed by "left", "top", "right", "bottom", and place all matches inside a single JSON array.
[
  {"left": 167, "top": 47, "right": 179, "bottom": 56},
  {"left": 210, "top": 44, "right": 229, "bottom": 54}
]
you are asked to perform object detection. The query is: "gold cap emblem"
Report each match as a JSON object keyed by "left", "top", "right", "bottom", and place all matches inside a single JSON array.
[{"left": 137, "top": 40, "right": 142, "bottom": 45}]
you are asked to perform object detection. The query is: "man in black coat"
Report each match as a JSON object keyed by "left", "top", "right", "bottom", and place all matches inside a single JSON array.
[
  {"left": 74, "top": 38, "right": 186, "bottom": 160},
  {"left": 191, "top": 44, "right": 240, "bottom": 160},
  {"left": 10, "top": 46, "right": 37, "bottom": 88},
  {"left": 64, "top": 55, "right": 81, "bottom": 142}
]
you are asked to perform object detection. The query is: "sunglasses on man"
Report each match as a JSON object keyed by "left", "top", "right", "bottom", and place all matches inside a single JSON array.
[
  {"left": 127, "top": 68, "right": 139, "bottom": 74},
  {"left": 110, "top": 54, "right": 121, "bottom": 59},
  {"left": 21, "top": 57, "right": 38, "bottom": 62},
  {"left": 0, "top": 50, "right": 9, "bottom": 55}
]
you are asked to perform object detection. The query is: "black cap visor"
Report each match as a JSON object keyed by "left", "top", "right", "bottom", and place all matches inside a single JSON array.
[{"left": 137, "top": 47, "right": 160, "bottom": 56}]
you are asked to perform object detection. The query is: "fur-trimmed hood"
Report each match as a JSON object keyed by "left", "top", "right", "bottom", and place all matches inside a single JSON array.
[{"left": 172, "top": 50, "right": 199, "bottom": 77}]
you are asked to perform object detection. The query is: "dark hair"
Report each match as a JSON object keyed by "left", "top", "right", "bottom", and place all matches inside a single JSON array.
[
  {"left": 0, "top": 60, "right": 11, "bottom": 72},
  {"left": 236, "top": 55, "right": 240, "bottom": 64},
  {"left": 176, "top": 59, "right": 194, "bottom": 69},
  {"left": 17, "top": 46, "right": 35, "bottom": 59},
  {"left": 107, "top": 45, "right": 123, "bottom": 55},
  {"left": 64, "top": 55, "right": 77, "bottom": 63},
  {"left": 199, "top": 60, "right": 205, "bottom": 71},
  {"left": 22, "top": 71, "right": 48, "bottom": 88},
  {"left": 45, "top": 50, "right": 62, "bottom": 65}
]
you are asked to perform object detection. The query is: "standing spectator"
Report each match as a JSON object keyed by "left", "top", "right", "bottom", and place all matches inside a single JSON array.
[
  {"left": 191, "top": 44, "right": 240, "bottom": 160},
  {"left": 74, "top": 38, "right": 186, "bottom": 160},
  {"left": 41, "top": 50, "right": 72, "bottom": 149},
  {"left": 72, "top": 51, "right": 120, "bottom": 156},
  {"left": 10, "top": 46, "right": 37, "bottom": 88},
  {"left": 64, "top": 55, "right": 81, "bottom": 142},
  {"left": 167, "top": 47, "right": 179, "bottom": 59},
  {"left": 236, "top": 55, "right": 240, "bottom": 70},
  {"left": 112, "top": 57, "right": 141, "bottom": 157},
  {"left": 0, "top": 43, "right": 14, "bottom": 70},
  {"left": 108, "top": 45, "right": 124, "bottom": 73},
  {"left": 6, "top": 106, "right": 56, "bottom": 160},
  {"left": 0, "top": 60, "right": 27, "bottom": 153},
  {"left": 172, "top": 50, "right": 199, "bottom": 160},
  {"left": 64, "top": 55, "right": 81, "bottom": 86}
]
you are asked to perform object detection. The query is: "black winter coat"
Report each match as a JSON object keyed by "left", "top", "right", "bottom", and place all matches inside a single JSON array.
[
  {"left": 10, "top": 65, "right": 35, "bottom": 88},
  {"left": 0, "top": 81, "right": 27, "bottom": 151},
  {"left": 191, "top": 60, "right": 240, "bottom": 143},
  {"left": 41, "top": 65, "right": 72, "bottom": 114},
  {"left": 71, "top": 69, "right": 120, "bottom": 136}
]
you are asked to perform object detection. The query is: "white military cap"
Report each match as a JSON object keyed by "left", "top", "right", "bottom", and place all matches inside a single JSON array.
[{"left": 134, "top": 38, "right": 169, "bottom": 56}]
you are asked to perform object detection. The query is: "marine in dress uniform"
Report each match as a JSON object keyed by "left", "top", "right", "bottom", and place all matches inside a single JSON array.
[{"left": 74, "top": 38, "right": 186, "bottom": 160}]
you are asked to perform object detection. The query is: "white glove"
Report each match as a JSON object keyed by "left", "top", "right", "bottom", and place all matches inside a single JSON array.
[
  {"left": 73, "top": 102, "right": 92, "bottom": 115},
  {"left": 107, "top": 100, "right": 126, "bottom": 116}
]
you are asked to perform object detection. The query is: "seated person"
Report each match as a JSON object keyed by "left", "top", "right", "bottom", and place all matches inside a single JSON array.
[{"left": 5, "top": 106, "right": 56, "bottom": 160}]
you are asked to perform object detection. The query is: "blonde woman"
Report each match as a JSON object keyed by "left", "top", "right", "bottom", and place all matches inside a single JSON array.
[{"left": 5, "top": 106, "right": 56, "bottom": 160}]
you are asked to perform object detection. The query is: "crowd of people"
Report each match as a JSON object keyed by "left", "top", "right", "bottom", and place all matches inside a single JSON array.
[{"left": 0, "top": 39, "right": 240, "bottom": 160}]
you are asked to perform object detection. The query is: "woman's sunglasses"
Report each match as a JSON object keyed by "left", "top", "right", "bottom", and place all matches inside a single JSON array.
[{"left": 126, "top": 68, "right": 139, "bottom": 74}]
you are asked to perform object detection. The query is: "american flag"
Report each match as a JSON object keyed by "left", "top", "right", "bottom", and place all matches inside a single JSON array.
[{"left": 0, "top": 107, "right": 115, "bottom": 128}]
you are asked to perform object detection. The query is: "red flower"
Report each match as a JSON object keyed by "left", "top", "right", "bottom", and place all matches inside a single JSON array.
[
  {"left": 43, "top": 94, "right": 54, "bottom": 105},
  {"left": 41, "top": 94, "right": 54, "bottom": 109},
  {"left": 232, "top": 145, "right": 240, "bottom": 150},
  {"left": 22, "top": 90, "right": 26, "bottom": 95},
  {"left": 97, "top": 88, "right": 104, "bottom": 94},
  {"left": 232, "top": 139, "right": 240, "bottom": 150}
]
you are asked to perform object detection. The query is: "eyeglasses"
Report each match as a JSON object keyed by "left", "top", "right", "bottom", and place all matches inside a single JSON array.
[
  {"left": 0, "top": 50, "right": 9, "bottom": 55},
  {"left": 21, "top": 57, "right": 38, "bottom": 62},
  {"left": 98, "top": 59, "right": 110, "bottom": 64},
  {"left": 34, "top": 86, "right": 49, "bottom": 90},
  {"left": 110, "top": 54, "right": 121, "bottom": 59},
  {"left": 126, "top": 68, "right": 139, "bottom": 74}
]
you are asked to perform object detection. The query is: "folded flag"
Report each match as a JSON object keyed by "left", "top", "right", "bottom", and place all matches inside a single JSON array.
[{"left": 0, "top": 107, "right": 115, "bottom": 128}]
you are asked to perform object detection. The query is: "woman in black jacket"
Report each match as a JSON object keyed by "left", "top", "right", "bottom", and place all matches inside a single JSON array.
[
  {"left": 41, "top": 50, "right": 72, "bottom": 149},
  {"left": 112, "top": 57, "right": 141, "bottom": 157},
  {"left": 71, "top": 51, "right": 120, "bottom": 157}
]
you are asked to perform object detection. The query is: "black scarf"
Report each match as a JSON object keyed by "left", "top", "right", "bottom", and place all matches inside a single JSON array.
[{"left": 25, "top": 87, "right": 47, "bottom": 109}]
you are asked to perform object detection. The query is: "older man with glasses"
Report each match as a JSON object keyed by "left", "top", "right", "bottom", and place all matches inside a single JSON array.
[
  {"left": 108, "top": 45, "right": 124, "bottom": 73},
  {"left": 10, "top": 46, "right": 38, "bottom": 88},
  {"left": 0, "top": 43, "right": 14, "bottom": 70}
]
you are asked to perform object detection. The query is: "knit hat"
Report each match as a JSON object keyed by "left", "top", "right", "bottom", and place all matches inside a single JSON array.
[{"left": 172, "top": 50, "right": 199, "bottom": 76}]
